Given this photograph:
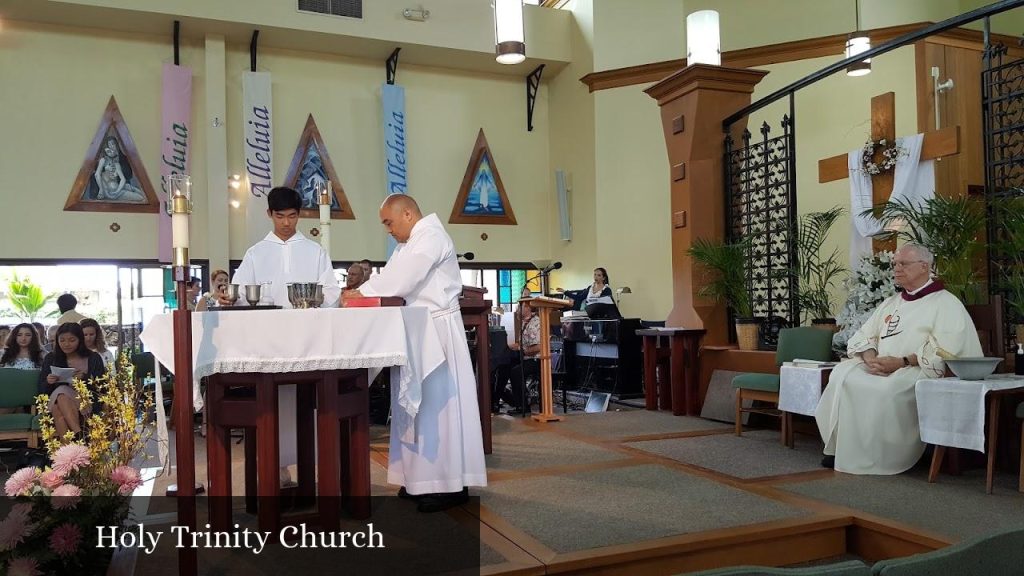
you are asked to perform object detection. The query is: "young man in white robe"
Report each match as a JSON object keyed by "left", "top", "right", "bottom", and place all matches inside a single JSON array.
[
  {"left": 815, "top": 242, "right": 981, "bottom": 475},
  {"left": 342, "top": 194, "right": 487, "bottom": 513},
  {"left": 219, "top": 186, "right": 341, "bottom": 485}
]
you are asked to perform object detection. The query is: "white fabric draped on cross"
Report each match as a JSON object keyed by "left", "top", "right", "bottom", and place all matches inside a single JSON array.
[{"left": 847, "top": 133, "right": 934, "bottom": 263}]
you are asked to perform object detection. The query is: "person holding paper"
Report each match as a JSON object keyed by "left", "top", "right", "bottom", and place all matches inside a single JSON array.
[
  {"left": 219, "top": 186, "right": 341, "bottom": 486},
  {"left": 39, "top": 323, "right": 105, "bottom": 438},
  {"left": 342, "top": 194, "right": 486, "bottom": 513}
]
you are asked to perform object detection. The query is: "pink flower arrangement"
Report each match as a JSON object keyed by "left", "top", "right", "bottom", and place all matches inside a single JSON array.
[
  {"left": 48, "top": 523, "right": 81, "bottom": 557},
  {"left": 110, "top": 466, "right": 143, "bottom": 496},
  {"left": 3, "top": 468, "right": 39, "bottom": 498},
  {"left": 38, "top": 470, "right": 64, "bottom": 491},
  {"left": 50, "top": 485, "right": 81, "bottom": 510},
  {"left": 0, "top": 505, "right": 34, "bottom": 551},
  {"left": 51, "top": 444, "right": 91, "bottom": 476},
  {"left": 6, "top": 557, "right": 41, "bottom": 576}
]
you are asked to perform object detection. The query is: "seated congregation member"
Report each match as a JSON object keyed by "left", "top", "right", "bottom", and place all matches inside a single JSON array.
[
  {"left": 80, "top": 318, "right": 115, "bottom": 371},
  {"left": 505, "top": 301, "right": 543, "bottom": 413},
  {"left": 39, "top": 323, "right": 105, "bottom": 438},
  {"left": 344, "top": 262, "right": 366, "bottom": 291},
  {"left": 196, "top": 269, "right": 229, "bottom": 311},
  {"left": 0, "top": 323, "right": 44, "bottom": 370},
  {"left": 815, "top": 242, "right": 982, "bottom": 475},
  {"left": 359, "top": 259, "right": 373, "bottom": 280},
  {"left": 55, "top": 293, "right": 86, "bottom": 325},
  {"left": 218, "top": 186, "right": 340, "bottom": 486},
  {"left": 0, "top": 325, "right": 9, "bottom": 350}
]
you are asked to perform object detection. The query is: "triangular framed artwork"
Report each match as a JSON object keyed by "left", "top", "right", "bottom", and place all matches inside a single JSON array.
[
  {"left": 283, "top": 114, "right": 355, "bottom": 220},
  {"left": 65, "top": 96, "right": 161, "bottom": 213},
  {"left": 449, "top": 129, "right": 517, "bottom": 225}
]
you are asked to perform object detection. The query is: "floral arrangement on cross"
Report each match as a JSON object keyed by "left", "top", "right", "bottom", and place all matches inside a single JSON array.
[
  {"left": 859, "top": 137, "right": 908, "bottom": 175},
  {"left": 0, "top": 354, "right": 154, "bottom": 576}
]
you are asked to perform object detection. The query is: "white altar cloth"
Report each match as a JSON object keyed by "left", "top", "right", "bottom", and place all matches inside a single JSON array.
[
  {"left": 915, "top": 374, "right": 1024, "bottom": 453},
  {"left": 140, "top": 307, "right": 445, "bottom": 420},
  {"left": 778, "top": 364, "right": 833, "bottom": 417}
]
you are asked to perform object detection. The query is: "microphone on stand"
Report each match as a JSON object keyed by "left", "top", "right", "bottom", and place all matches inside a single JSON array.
[
  {"left": 539, "top": 261, "right": 562, "bottom": 274},
  {"left": 457, "top": 252, "right": 475, "bottom": 260}
]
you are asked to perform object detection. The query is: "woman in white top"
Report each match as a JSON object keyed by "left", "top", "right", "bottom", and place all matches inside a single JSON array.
[
  {"left": 562, "top": 267, "right": 614, "bottom": 311},
  {"left": 80, "top": 318, "right": 115, "bottom": 372},
  {"left": 0, "top": 323, "right": 44, "bottom": 370}
]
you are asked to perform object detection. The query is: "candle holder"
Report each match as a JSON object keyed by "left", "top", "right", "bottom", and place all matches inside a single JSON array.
[
  {"left": 166, "top": 174, "right": 193, "bottom": 271},
  {"left": 317, "top": 180, "right": 332, "bottom": 257}
]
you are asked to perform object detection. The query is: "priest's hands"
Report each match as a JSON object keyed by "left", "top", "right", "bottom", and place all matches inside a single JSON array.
[{"left": 864, "top": 355, "right": 904, "bottom": 376}]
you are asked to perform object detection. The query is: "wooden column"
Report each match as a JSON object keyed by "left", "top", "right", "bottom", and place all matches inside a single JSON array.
[{"left": 645, "top": 65, "right": 768, "bottom": 344}]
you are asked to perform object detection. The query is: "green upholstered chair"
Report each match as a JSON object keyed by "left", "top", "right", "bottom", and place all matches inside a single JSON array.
[
  {"left": 0, "top": 368, "right": 42, "bottom": 448},
  {"left": 685, "top": 559, "right": 870, "bottom": 575},
  {"left": 732, "top": 327, "right": 833, "bottom": 438},
  {"left": 871, "top": 527, "right": 1024, "bottom": 575}
]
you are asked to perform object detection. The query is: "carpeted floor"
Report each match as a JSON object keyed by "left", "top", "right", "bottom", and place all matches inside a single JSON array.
[
  {"left": 627, "top": 428, "right": 825, "bottom": 479},
  {"left": 552, "top": 410, "right": 731, "bottom": 440},
  {"left": 486, "top": 430, "right": 630, "bottom": 472},
  {"left": 783, "top": 468, "right": 1024, "bottom": 540},
  {"left": 476, "top": 463, "right": 810, "bottom": 554}
]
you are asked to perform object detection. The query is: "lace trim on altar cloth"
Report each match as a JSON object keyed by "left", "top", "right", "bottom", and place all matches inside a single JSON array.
[{"left": 193, "top": 353, "right": 409, "bottom": 380}]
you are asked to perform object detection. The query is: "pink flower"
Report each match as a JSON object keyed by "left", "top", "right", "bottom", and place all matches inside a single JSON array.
[
  {"left": 4, "top": 467, "right": 39, "bottom": 497},
  {"left": 39, "top": 469, "right": 64, "bottom": 491},
  {"left": 0, "top": 509, "right": 33, "bottom": 551},
  {"left": 51, "top": 444, "right": 90, "bottom": 476},
  {"left": 111, "top": 466, "right": 142, "bottom": 496},
  {"left": 7, "top": 557, "right": 41, "bottom": 576},
  {"left": 51, "top": 484, "right": 81, "bottom": 510},
  {"left": 49, "top": 523, "right": 81, "bottom": 557}
]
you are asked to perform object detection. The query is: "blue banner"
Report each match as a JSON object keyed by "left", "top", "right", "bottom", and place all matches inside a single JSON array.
[{"left": 382, "top": 83, "right": 406, "bottom": 255}]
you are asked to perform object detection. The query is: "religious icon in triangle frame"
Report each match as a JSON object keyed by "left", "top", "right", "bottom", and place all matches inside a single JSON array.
[
  {"left": 283, "top": 114, "right": 355, "bottom": 220},
  {"left": 449, "top": 129, "right": 517, "bottom": 225},
  {"left": 65, "top": 96, "right": 160, "bottom": 213}
]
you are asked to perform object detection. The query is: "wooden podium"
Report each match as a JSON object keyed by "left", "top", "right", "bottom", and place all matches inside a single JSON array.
[{"left": 522, "top": 296, "right": 572, "bottom": 422}]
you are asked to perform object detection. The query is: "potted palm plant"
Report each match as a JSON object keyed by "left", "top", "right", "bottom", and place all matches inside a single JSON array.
[
  {"left": 992, "top": 195, "right": 1024, "bottom": 345},
  {"left": 871, "top": 195, "right": 986, "bottom": 304},
  {"left": 688, "top": 237, "right": 760, "bottom": 350},
  {"left": 791, "top": 207, "right": 846, "bottom": 330}
]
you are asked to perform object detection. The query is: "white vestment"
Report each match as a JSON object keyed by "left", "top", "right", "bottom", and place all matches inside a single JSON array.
[
  {"left": 231, "top": 230, "right": 340, "bottom": 467},
  {"left": 815, "top": 285, "right": 981, "bottom": 475},
  {"left": 359, "top": 213, "right": 487, "bottom": 494}
]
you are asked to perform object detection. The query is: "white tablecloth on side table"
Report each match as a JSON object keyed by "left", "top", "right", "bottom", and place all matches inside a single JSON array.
[
  {"left": 915, "top": 374, "right": 1024, "bottom": 453},
  {"left": 139, "top": 307, "right": 445, "bottom": 419},
  {"left": 778, "top": 364, "right": 833, "bottom": 416}
]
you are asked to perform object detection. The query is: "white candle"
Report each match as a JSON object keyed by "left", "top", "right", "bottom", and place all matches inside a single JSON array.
[{"left": 172, "top": 212, "right": 189, "bottom": 249}]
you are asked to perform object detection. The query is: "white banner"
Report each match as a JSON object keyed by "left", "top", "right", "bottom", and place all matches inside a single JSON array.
[
  {"left": 243, "top": 71, "right": 273, "bottom": 246},
  {"left": 382, "top": 83, "right": 406, "bottom": 255}
]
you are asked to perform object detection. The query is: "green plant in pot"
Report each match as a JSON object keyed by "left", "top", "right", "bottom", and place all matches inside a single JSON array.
[
  {"left": 991, "top": 194, "right": 1024, "bottom": 346},
  {"left": 688, "top": 237, "right": 760, "bottom": 350},
  {"left": 791, "top": 207, "right": 847, "bottom": 330},
  {"left": 869, "top": 195, "right": 986, "bottom": 304}
]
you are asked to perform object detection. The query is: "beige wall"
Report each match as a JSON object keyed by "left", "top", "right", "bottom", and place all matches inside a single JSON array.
[
  {"left": 0, "top": 20, "right": 209, "bottom": 260},
  {"left": 0, "top": 20, "right": 553, "bottom": 264}
]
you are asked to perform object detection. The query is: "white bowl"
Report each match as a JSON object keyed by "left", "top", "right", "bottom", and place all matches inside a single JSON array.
[{"left": 945, "top": 357, "right": 1003, "bottom": 380}]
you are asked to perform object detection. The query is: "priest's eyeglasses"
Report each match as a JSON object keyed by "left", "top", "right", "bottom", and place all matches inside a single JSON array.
[{"left": 892, "top": 259, "right": 925, "bottom": 269}]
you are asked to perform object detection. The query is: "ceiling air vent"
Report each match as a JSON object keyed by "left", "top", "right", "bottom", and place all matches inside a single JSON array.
[{"left": 298, "top": 0, "right": 362, "bottom": 19}]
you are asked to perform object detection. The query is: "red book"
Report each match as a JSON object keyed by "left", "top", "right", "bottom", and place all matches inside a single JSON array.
[{"left": 342, "top": 296, "right": 405, "bottom": 308}]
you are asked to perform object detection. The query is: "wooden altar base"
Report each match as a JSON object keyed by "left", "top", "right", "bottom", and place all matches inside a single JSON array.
[{"left": 111, "top": 407, "right": 1024, "bottom": 576}]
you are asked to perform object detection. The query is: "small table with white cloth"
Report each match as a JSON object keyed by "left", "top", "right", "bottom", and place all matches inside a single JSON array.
[
  {"left": 778, "top": 364, "right": 834, "bottom": 448},
  {"left": 140, "top": 307, "right": 446, "bottom": 529},
  {"left": 915, "top": 374, "right": 1024, "bottom": 494}
]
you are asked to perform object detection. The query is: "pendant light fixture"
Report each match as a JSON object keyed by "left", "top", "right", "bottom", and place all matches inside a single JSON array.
[
  {"left": 846, "top": 0, "right": 871, "bottom": 76},
  {"left": 494, "top": 0, "right": 526, "bottom": 65}
]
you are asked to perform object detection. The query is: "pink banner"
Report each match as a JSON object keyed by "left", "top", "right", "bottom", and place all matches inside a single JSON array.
[{"left": 159, "top": 63, "right": 192, "bottom": 263}]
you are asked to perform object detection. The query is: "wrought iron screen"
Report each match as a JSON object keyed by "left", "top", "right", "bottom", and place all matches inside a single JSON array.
[
  {"left": 982, "top": 43, "right": 1024, "bottom": 342},
  {"left": 724, "top": 117, "right": 798, "bottom": 348}
]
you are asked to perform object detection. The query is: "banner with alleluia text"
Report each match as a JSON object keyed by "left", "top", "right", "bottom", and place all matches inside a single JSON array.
[
  {"left": 243, "top": 71, "right": 274, "bottom": 246},
  {"left": 158, "top": 63, "right": 192, "bottom": 263},
  {"left": 382, "top": 83, "right": 406, "bottom": 255}
]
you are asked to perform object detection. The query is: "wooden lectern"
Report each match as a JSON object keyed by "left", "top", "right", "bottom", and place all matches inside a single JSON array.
[{"left": 522, "top": 296, "right": 571, "bottom": 422}]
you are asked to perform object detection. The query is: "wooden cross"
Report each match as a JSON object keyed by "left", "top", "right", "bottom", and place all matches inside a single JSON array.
[{"left": 818, "top": 91, "right": 960, "bottom": 253}]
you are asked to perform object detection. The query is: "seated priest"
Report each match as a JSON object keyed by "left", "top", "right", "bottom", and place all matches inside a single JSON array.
[
  {"left": 219, "top": 186, "right": 341, "bottom": 485},
  {"left": 815, "top": 242, "right": 981, "bottom": 475}
]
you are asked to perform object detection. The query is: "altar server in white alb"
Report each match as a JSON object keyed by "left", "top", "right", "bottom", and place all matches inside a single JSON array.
[
  {"left": 343, "top": 194, "right": 486, "bottom": 513},
  {"left": 815, "top": 242, "right": 981, "bottom": 475},
  {"left": 221, "top": 186, "right": 341, "bottom": 485}
]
